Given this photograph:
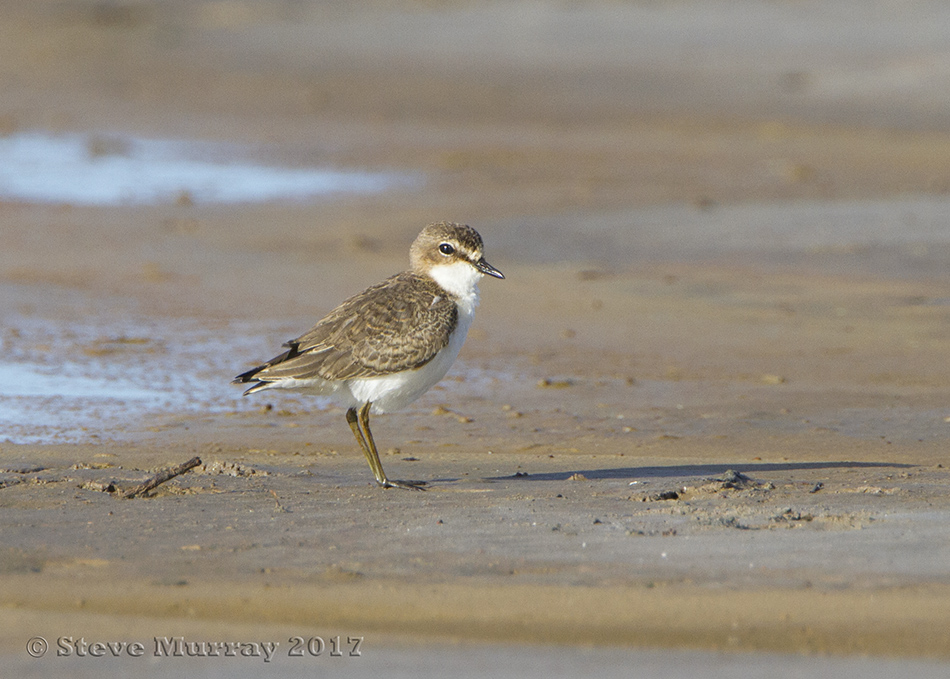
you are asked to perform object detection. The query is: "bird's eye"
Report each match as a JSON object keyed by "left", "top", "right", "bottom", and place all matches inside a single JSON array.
[{"left": 439, "top": 243, "right": 455, "bottom": 256}]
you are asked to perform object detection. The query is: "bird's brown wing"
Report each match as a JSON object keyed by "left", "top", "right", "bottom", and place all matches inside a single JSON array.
[{"left": 235, "top": 273, "right": 458, "bottom": 386}]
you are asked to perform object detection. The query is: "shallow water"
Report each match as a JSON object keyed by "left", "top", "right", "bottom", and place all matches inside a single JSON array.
[
  {"left": 0, "top": 314, "right": 251, "bottom": 444},
  {"left": 0, "top": 132, "right": 415, "bottom": 205},
  {"left": 0, "top": 311, "right": 521, "bottom": 445},
  {"left": 0, "top": 363, "right": 158, "bottom": 401}
]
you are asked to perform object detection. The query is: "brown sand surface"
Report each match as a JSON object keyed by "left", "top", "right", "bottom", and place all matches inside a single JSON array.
[{"left": 2, "top": 1, "right": 950, "bottom": 674}]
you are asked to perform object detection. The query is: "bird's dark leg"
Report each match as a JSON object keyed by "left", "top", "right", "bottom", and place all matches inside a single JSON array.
[{"left": 347, "top": 403, "right": 425, "bottom": 490}]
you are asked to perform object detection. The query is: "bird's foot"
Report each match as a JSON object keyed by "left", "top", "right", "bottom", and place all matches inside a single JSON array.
[{"left": 379, "top": 478, "right": 427, "bottom": 491}]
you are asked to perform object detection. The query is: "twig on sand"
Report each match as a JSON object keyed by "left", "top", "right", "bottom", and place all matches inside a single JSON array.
[
  {"left": 269, "top": 489, "right": 289, "bottom": 513},
  {"left": 122, "top": 457, "right": 202, "bottom": 499}
]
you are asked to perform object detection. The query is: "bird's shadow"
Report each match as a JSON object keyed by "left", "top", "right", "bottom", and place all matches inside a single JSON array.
[{"left": 470, "top": 460, "right": 914, "bottom": 484}]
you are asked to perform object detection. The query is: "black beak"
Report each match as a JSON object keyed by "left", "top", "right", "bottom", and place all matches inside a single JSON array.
[{"left": 475, "top": 257, "right": 505, "bottom": 279}]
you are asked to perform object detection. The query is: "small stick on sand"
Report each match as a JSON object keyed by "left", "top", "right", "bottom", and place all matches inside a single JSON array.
[
  {"left": 122, "top": 457, "right": 202, "bottom": 499},
  {"left": 268, "top": 489, "right": 288, "bottom": 513}
]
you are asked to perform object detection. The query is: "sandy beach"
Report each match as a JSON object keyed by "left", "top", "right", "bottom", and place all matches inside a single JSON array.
[{"left": 2, "top": 1, "right": 950, "bottom": 675}]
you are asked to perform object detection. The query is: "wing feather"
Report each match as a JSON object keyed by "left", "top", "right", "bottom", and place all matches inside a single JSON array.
[{"left": 234, "top": 273, "right": 458, "bottom": 387}]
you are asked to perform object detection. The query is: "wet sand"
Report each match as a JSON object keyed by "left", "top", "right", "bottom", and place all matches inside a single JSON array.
[{"left": 3, "top": 1, "right": 950, "bottom": 674}]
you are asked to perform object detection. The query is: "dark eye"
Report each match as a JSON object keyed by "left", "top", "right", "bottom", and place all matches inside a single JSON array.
[{"left": 439, "top": 242, "right": 455, "bottom": 256}]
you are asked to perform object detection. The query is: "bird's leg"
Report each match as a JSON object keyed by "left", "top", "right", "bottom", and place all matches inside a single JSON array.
[
  {"left": 355, "top": 402, "right": 426, "bottom": 490},
  {"left": 346, "top": 406, "right": 385, "bottom": 484}
]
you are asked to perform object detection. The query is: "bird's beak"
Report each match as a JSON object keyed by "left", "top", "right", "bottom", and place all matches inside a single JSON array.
[{"left": 475, "top": 257, "right": 505, "bottom": 279}]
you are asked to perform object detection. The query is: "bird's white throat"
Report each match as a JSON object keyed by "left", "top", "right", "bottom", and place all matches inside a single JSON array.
[{"left": 427, "top": 261, "right": 482, "bottom": 309}]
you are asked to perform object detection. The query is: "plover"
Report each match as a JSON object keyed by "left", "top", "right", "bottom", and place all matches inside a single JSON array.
[{"left": 234, "top": 221, "right": 504, "bottom": 490}]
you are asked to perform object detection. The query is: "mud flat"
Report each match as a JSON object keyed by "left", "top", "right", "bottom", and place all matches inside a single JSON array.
[{"left": 2, "top": 1, "right": 950, "bottom": 675}]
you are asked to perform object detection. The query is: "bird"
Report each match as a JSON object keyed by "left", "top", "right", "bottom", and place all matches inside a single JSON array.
[{"left": 233, "top": 221, "right": 504, "bottom": 490}]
